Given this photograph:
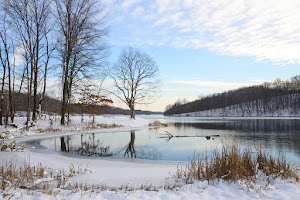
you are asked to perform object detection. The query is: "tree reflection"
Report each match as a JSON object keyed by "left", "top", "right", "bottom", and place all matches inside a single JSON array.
[
  {"left": 60, "top": 136, "right": 70, "bottom": 152},
  {"left": 60, "top": 134, "right": 112, "bottom": 156},
  {"left": 123, "top": 131, "right": 162, "bottom": 160},
  {"left": 124, "top": 131, "right": 136, "bottom": 158},
  {"left": 171, "top": 119, "right": 300, "bottom": 133},
  {"left": 61, "top": 137, "right": 67, "bottom": 152}
]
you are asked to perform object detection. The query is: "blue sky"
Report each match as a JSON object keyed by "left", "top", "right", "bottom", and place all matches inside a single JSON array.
[{"left": 102, "top": 0, "right": 300, "bottom": 112}]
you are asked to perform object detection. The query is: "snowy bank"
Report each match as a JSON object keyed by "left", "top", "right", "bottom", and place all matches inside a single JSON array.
[
  {"left": 0, "top": 114, "right": 150, "bottom": 140},
  {"left": 1, "top": 114, "right": 300, "bottom": 200}
]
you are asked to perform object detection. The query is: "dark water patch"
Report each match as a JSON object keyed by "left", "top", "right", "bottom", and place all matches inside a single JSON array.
[{"left": 36, "top": 117, "right": 300, "bottom": 164}]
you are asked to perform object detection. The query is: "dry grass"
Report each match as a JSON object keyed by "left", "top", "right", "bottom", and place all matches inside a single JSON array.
[
  {"left": 96, "top": 123, "right": 124, "bottom": 129},
  {"left": 36, "top": 128, "right": 61, "bottom": 133},
  {"left": 0, "top": 131, "right": 11, "bottom": 140},
  {"left": 86, "top": 123, "right": 124, "bottom": 130},
  {"left": 175, "top": 142, "right": 299, "bottom": 184},
  {"left": 0, "top": 159, "right": 91, "bottom": 192},
  {"left": 0, "top": 141, "right": 26, "bottom": 151},
  {"left": 0, "top": 160, "right": 47, "bottom": 191},
  {"left": 149, "top": 121, "right": 168, "bottom": 127}
]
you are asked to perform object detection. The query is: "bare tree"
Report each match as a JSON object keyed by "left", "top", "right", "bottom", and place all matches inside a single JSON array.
[
  {"left": 3, "top": 0, "right": 53, "bottom": 129},
  {"left": 109, "top": 47, "right": 160, "bottom": 119},
  {"left": 0, "top": 14, "right": 14, "bottom": 125},
  {"left": 0, "top": 12, "right": 26, "bottom": 126},
  {"left": 54, "top": 0, "right": 109, "bottom": 125}
]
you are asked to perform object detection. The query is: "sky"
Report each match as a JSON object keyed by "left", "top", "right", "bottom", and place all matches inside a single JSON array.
[{"left": 101, "top": 0, "right": 300, "bottom": 112}]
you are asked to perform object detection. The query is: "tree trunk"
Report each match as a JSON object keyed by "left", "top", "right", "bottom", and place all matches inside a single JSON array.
[
  {"left": 81, "top": 107, "right": 84, "bottom": 122},
  {"left": 130, "top": 106, "right": 135, "bottom": 119},
  {"left": 26, "top": 61, "right": 33, "bottom": 131},
  {"left": 61, "top": 80, "right": 67, "bottom": 125},
  {"left": 61, "top": 63, "right": 69, "bottom": 125},
  {"left": 0, "top": 64, "right": 6, "bottom": 126},
  {"left": 0, "top": 94, "right": 3, "bottom": 126},
  {"left": 32, "top": 71, "right": 38, "bottom": 121},
  {"left": 32, "top": 25, "right": 39, "bottom": 122}
]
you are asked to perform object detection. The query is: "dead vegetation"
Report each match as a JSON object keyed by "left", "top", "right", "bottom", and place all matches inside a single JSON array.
[
  {"left": 175, "top": 142, "right": 299, "bottom": 184},
  {"left": 0, "top": 159, "right": 92, "bottom": 193},
  {"left": 86, "top": 123, "right": 124, "bottom": 130},
  {"left": 0, "top": 131, "right": 12, "bottom": 140},
  {"left": 36, "top": 128, "right": 61, "bottom": 133},
  {"left": 149, "top": 121, "right": 168, "bottom": 127},
  {"left": 0, "top": 141, "right": 26, "bottom": 151}
]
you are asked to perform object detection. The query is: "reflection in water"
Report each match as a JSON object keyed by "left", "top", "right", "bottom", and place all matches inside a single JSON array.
[
  {"left": 61, "top": 137, "right": 67, "bottom": 152},
  {"left": 38, "top": 118, "right": 300, "bottom": 163},
  {"left": 123, "top": 131, "right": 162, "bottom": 160},
  {"left": 124, "top": 131, "right": 136, "bottom": 158},
  {"left": 60, "top": 134, "right": 112, "bottom": 157},
  {"left": 172, "top": 119, "right": 300, "bottom": 132}
]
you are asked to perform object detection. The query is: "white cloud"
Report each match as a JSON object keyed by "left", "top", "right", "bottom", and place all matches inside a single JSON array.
[
  {"left": 132, "top": 7, "right": 144, "bottom": 17},
  {"left": 11, "top": 45, "right": 25, "bottom": 67},
  {"left": 155, "top": 0, "right": 171, "bottom": 13},
  {"left": 114, "top": 0, "right": 300, "bottom": 65},
  {"left": 121, "top": 0, "right": 141, "bottom": 9}
]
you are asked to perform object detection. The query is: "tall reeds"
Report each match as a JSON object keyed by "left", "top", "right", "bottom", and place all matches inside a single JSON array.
[{"left": 176, "top": 142, "right": 299, "bottom": 184}]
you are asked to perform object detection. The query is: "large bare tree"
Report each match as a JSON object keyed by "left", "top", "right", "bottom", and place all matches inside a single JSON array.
[
  {"left": 109, "top": 47, "right": 160, "bottom": 119},
  {"left": 3, "top": 0, "right": 53, "bottom": 129},
  {"left": 55, "top": 0, "right": 109, "bottom": 125},
  {"left": 0, "top": 12, "right": 28, "bottom": 126}
]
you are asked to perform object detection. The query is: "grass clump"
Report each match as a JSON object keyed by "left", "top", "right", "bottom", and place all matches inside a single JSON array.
[
  {"left": 0, "top": 131, "right": 11, "bottom": 140},
  {"left": 86, "top": 123, "right": 124, "bottom": 130},
  {"left": 149, "top": 121, "right": 168, "bottom": 127},
  {"left": 0, "top": 159, "right": 92, "bottom": 193},
  {"left": 175, "top": 142, "right": 299, "bottom": 184},
  {"left": 0, "top": 141, "right": 26, "bottom": 152},
  {"left": 36, "top": 128, "right": 61, "bottom": 133}
]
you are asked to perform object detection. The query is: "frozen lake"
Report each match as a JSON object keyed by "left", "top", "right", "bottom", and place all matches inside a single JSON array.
[{"left": 30, "top": 115, "right": 300, "bottom": 164}]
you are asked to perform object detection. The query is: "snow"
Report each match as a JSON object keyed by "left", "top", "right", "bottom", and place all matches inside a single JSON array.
[
  {"left": 2, "top": 177, "right": 300, "bottom": 200},
  {"left": 176, "top": 94, "right": 300, "bottom": 117},
  {"left": 0, "top": 114, "right": 150, "bottom": 140},
  {"left": 1, "top": 114, "right": 300, "bottom": 199}
]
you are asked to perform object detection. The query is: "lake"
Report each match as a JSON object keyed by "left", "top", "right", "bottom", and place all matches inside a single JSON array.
[{"left": 33, "top": 115, "right": 300, "bottom": 164}]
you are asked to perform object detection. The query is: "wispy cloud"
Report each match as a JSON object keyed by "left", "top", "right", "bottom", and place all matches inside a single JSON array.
[
  {"left": 121, "top": 0, "right": 141, "bottom": 9},
  {"left": 108, "top": 0, "right": 300, "bottom": 64},
  {"left": 132, "top": 7, "right": 144, "bottom": 17}
]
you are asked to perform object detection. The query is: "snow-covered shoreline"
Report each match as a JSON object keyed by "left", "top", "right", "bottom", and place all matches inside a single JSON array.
[{"left": 1, "top": 114, "right": 300, "bottom": 200}]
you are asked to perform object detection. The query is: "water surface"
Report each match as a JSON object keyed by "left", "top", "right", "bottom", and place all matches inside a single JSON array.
[{"left": 35, "top": 116, "right": 300, "bottom": 164}]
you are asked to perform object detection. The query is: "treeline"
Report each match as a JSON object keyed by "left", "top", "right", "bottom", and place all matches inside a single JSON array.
[
  {"left": 0, "top": 0, "right": 110, "bottom": 128},
  {"left": 164, "top": 76, "right": 300, "bottom": 116},
  {"left": 2, "top": 91, "right": 160, "bottom": 116}
]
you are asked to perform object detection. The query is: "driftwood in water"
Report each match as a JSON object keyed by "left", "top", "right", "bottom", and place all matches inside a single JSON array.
[{"left": 159, "top": 131, "right": 220, "bottom": 142}]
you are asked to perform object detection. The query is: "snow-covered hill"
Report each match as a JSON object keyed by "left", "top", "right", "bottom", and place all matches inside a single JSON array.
[{"left": 175, "top": 93, "right": 300, "bottom": 117}]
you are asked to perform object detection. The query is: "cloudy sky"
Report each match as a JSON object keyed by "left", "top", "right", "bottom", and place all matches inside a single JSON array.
[{"left": 102, "top": 0, "right": 300, "bottom": 112}]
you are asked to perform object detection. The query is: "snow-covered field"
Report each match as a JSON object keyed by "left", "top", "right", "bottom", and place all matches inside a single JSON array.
[{"left": 1, "top": 114, "right": 300, "bottom": 200}]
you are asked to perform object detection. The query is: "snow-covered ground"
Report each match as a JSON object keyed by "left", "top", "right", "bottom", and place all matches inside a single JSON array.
[
  {"left": 1, "top": 114, "right": 300, "bottom": 199},
  {"left": 175, "top": 93, "right": 300, "bottom": 117}
]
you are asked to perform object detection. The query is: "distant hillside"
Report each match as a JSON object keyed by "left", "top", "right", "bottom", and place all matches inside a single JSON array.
[
  {"left": 164, "top": 76, "right": 300, "bottom": 117},
  {"left": 9, "top": 92, "right": 161, "bottom": 115},
  {"left": 175, "top": 93, "right": 300, "bottom": 117}
]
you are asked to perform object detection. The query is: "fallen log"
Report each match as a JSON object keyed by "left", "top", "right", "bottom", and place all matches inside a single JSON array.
[{"left": 158, "top": 131, "right": 220, "bottom": 142}]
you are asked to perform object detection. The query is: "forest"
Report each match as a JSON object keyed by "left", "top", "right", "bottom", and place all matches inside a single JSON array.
[
  {"left": 164, "top": 76, "right": 300, "bottom": 116},
  {"left": 0, "top": 0, "right": 159, "bottom": 128}
]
